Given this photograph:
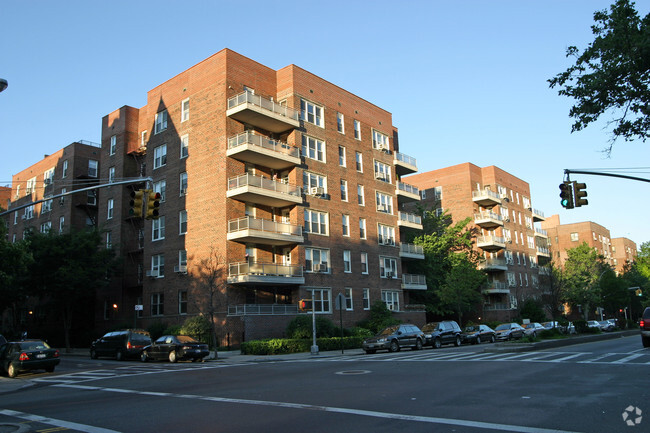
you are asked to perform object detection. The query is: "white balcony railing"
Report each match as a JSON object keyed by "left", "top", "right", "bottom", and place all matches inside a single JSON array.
[
  {"left": 227, "top": 173, "right": 301, "bottom": 197},
  {"left": 228, "top": 261, "right": 303, "bottom": 278},
  {"left": 228, "top": 216, "right": 302, "bottom": 237},
  {"left": 396, "top": 181, "right": 420, "bottom": 196},
  {"left": 394, "top": 151, "right": 417, "bottom": 167},
  {"left": 398, "top": 211, "right": 422, "bottom": 225},
  {"left": 472, "top": 189, "right": 501, "bottom": 201},
  {"left": 227, "top": 131, "right": 300, "bottom": 159},
  {"left": 227, "top": 91, "right": 299, "bottom": 122},
  {"left": 400, "top": 243, "right": 424, "bottom": 255},
  {"left": 228, "top": 304, "right": 299, "bottom": 316}
]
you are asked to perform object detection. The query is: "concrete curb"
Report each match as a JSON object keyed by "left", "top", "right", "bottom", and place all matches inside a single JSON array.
[{"left": 483, "top": 330, "right": 638, "bottom": 353}]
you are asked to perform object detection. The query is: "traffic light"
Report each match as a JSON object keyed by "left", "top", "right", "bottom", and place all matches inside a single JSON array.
[
  {"left": 559, "top": 181, "right": 574, "bottom": 209},
  {"left": 129, "top": 190, "right": 144, "bottom": 217},
  {"left": 573, "top": 182, "right": 588, "bottom": 207},
  {"left": 145, "top": 191, "right": 161, "bottom": 220},
  {"left": 299, "top": 299, "right": 312, "bottom": 311},
  {"left": 636, "top": 288, "right": 643, "bottom": 297}
]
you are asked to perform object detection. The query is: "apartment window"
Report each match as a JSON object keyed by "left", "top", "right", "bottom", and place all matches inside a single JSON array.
[
  {"left": 357, "top": 185, "right": 365, "bottom": 206},
  {"left": 433, "top": 186, "right": 442, "bottom": 201},
  {"left": 359, "top": 218, "right": 366, "bottom": 239},
  {"left": 141, "top": 131, "right": 147, "bottom": 147},
  {"left": 154, "top": 180, "right": 167, "bottom": 202},
  {"left": 303, "top": 171, "right": 327, "bottom": 192},
  {"left": 522, "top": 254, "right": 527, "bottom": 266},
  {"left": 307, "top": 288, "right": 331, "bottom": 313},
  {"left": 523, "top": 196, "right": 531, "bottom": 209},
  {"left": 107, "top": 198, "right": 114, "bottom": 220},
  {"left": 503, "top": 229, "right": 511, "bottom": 242},
  {"left": 44, "top": 168, "right": 55, "bottom": 185},
  {"left": 153, "top": 144, "right": 167, "bottom": 169},
  {"left": 516, "top": 192, "right": 520, "bottom": 204},
  {"left": 178, "top": 290, "right": 188, "bottom": 315},
  {"left": 342, "top": 214, "right": 350, "bottom": 236},
  {"left": 305, "top": 248, "right": 330, "bottom": 273},
  {"left": 42, "top": 197, "right": 52, "bottom": 213},
  {"left": 300, "top": 99, "right": 324, "bottom": 127},
  {"left": 180, "top": 172, "right": 188, "bottom": 196},
  {"left": 62, "top": 160, "right": 68, "bottom": 178},
  {"left": 382, "top": 290, "right": 399, "bottom": 311},
  {"left": 108, "top": 166, "right": 115, "bottom": 183},
  {"left": 302, "top": 135, "right": 326, "bottom": 162},
  {"left": 525, "top": 216, "right": 532, "bottom": 229},
  {"left": 340, "top": 179, "right": 348, "bottom": 201},
  {"left": 344, "top": 288, "right": 353, "bottom": 310},
  {"left": 516, "top": 252, "right": 521, "bottom": 265},
  {"left": 40, "top": 221, "right": 51, "bottom": 233},
  {"left": 181, "top": 98, "right": 190, "bottom": 122},
  {"left": 179, "top": 249, "right": 187, "bottom": 267},
  {"left": 26, "top": 177, "right": 36, "bottom": 195},
  {"left": 378, "top": 224, "right": 395, "bottom": 246},
  {"left": 21, "top": 205, "right": 32, "bottom": 219},
  {"left": 337, "top": 112, "right": 345, "bottom": 134},
  {"left": 59, "top": 216, "right": 65, "bottom": 233},
  {"left": 527, "top": 235, "right": 535, "bottom": 249},
  {"left": 304, "top": 209, "right": 328, "bottom": 235},
  {"left": 375, "top": 192, "right": 393, "bottom": 214},
  {"left": 363, "top": 288, "right": 370, "bottom": 310},
  {"left": 372, "top": 129, "right": 390, "bottom": 151},
  {"left": 152, "top": 217, "right": 165, "bottom": 241},
  {"left": 571, "top": 232, "right": 579, "bottom": 242},
  {"left": 179, "top": 210, "right": 187, "bottom": 235},
  {"left": 593, "top": 232, "right": 597, "bottom": 240},
  {"left": 420, "top": 189, "right": 426, "bottom": 200},
  {"left": 151, "top": 293, "right": 164, "bottom": 316},
  {"left": 343, "top": 250, "right": 351, "bottom": 273},
  {"left": 360, "top": 252, "right": 368, "bottom": 274},
  {"left": 87, "top": 190, "right": 97, "bottom": 206},
  {"left": 507, "top": 272, "right": 516, "bottom": 287},
  {"left": 338, "top": 146, "right": 346, "bottom": 167},
  {"left": 110, "top": 135, "right": 116, "bottom": 155},
  {"left": 106, "top": 231, "right": 112, "bottom": 249},
  {"left": 13, "top": 212, "right": 17, "bottom": 225},
  {"left": 514, "top": 230, "right": 519, "bottom": 244},
  {"left": 88, "top": 160, "right": 98, "bottom": 177},
  {"left": 374, "top": 160, "right": 392, "bottom": 183},
  {"left": 379, "top": 256, "right": 398, "bottom": 278},
  {"left": 355, "top": 151, "right": 363, "bottom": 172},
  {"left": 14, "top": 185, "right": 20, "bottom": 199},
  {"left": 154, "top": 109, "right": 168, "bottom": 134},
  {"left": 152, "top": 254, "right": 165, "bottom": 278},
  {"left": 180, "top": 134, "right": 189, "bottom": 158},
  {"left": 353, "top": 119, "right": 361, "bottom": 140}
]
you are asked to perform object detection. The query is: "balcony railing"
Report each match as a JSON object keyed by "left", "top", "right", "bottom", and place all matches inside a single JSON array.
[
  {"left": 472, "top": 189, "right": 501, "bottom": 207},
  {"left": 483, "top": 303, "right": 511, "bottom": 311},
  {"left": 402, "top": 273, "right": 427, "bottom": 290},
  {"left": 536, "top": 246, "right": 550, "bottom": 256},
  {"left": 226, "top": 91, "right": 300, "bottom": 133},
  {"left": 532, "top": 208, "right": 545, "bottom": 221},
  {"left": 474, "top": 211, "right": 504, "bottom": 229},
  {"left": 227, "top": 216, "right": 303, "bottom": 245},
  {"left": 393, "top": 151, "right": 417, "bottom": 175},
  {"left": 478, "top": 258, "right": 508, "bottom": 271},
  {"left": 538, "top": 266, "right": 551, "bottom": 276},
  {"left": 227, "top": 131, "right": 301, "bottom": 169},
  {"left": 399, "top": 243, "right": 424, "bottom": 258},
  {"left": 396, "top": 181, "right": 420, "bottom": 203},
  {"left": 398, "top": 211, "right": 423, "bottom": 230},
  {"left": 228, "top": 304, "right": 299, "bottom": 316},
  {"left": 227, "top": 173, "right": 302, "bottom": 207},
  {"left": 227, "top": 261, "right": 304, "bottom": 285},
  {"left": 535, "top": 228, "right": 548, "bottom": 237},
  {"left": 476, "top": 235, "right": 506, "bottom": 251}
]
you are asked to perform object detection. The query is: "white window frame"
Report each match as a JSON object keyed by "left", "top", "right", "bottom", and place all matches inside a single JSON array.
[
  {"left": 374, "top": 160, "right": 392, "bottom": 183},
  {"left": 178, "top": 290, "right": 188, "bottom": 315},
  {"left": 353, "top": 119, "right": 361, "bottom": 140},
  {"left": 338, "top": 145, "right": 346, "bottom": 167},
  {"left": 152, "top": 216, "right": 165, "bottom": 241},
  {"left": 380, "top": 256, "right": 398, "bottom": 278},
  {"left": 355, "top": 151, "right": 363, "bottom": 172},
  {"left": 344, "top": 288, "right": 353, "bottom": 310},
  {"left": 153, "top": 180, "right": 167, "bottom": 202},
  {"left": 340, "top": 179, "right": 348, "bottom": 201},
  {"left": 303, "top": 171, "right": 327, "bottom": 192},
  {"left": 304, "top": 209, "right": 329, "bottom": 236},
  {"left": 62, "top": 160, "right": 68, "bottom": 178},
  {"left": 181, "top": 98, "right": 190, "bottom": 122},
  {"left": 106, "top": 231, "right": 112, "bottom": 249},
  {"left": 357, "top": 184, "right": 365, "bottom": 206},
  {"left": 88, "top": 160, "right": 98, "bottom": 178},
  {"left": 154, "top": 109, "right": 168, "bottom": 134},
  {"left": 107, "top": 198, "right": 114, "bottom": 220},
  {"left": 59, "top": 216, "right": 65, "bottom": 233},
  {"left": 305, "top": 248, "right": 330, "bottom": 273},
  {"left": 180, "top": 134, "right": 189, "bottom": 158},
  {"left": 180, "top": 172, "right": 188, "bottom": 196},
  {"left": 302, "top": 135, "right": 326, "bottom": 162},
  {"left": 359, "top": 218, "right": 366, "bottom": 239},
  {"left": 152, "top": 254, "right": 165, "bottom": 278},
  {"left": 300, "top": 99, "right": 324, "bottom": 128},
  {"left": 108, "top": 166, "right": 115, "bottom": 183},
  {"left": 343, "top": 250, "right": 352, "bottom": 273},
  {"left": 372, "top": 129, "right": 389, "bottom": 150},
  {"left": 363, "top": 288, "right": 370, "bottom": 310},
  {"left": 381, "top": 290, "right": 399, "bottom": 311},
  {"left": 377, "top": 224, "right": 395, "bottom": 246},
  {"left": 110, "top": 135, "right": 116, "bottom": 155},
  {"left": 375, "top": 191, "right": 393, "bottom": 214},
  {"left": 307, "top": 288, "right": 331, "bottom": 313},
  {"left": 571, "top": 232, "right": 579, "bottom": 242},
  {"left": 342, "top": 214, "right": 350, "bottom": 237},
  {"left": 153, "top": 144, "right": 167, "bottom": 169},
  {"left": 179, "top": 210, "right": 187, "bottom": 235},
  {"left": 26, "top": 177, "right": 36, "bottom": 195},
  {"left": 337, "top": 112, "right": 345, "bottom": 134}
]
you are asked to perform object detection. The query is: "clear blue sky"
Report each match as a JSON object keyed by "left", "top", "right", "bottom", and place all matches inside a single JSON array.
[{"left": 1, "top": 0, "right": 648, "bottom": 247}]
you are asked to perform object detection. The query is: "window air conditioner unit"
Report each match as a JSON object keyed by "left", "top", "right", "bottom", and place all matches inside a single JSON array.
[
  {"left": 377, "top": 204, "right": 388, "bottom": 212},
  {"left": 44, "top": 178, "right": 52, "bottom": 185},
  {"left": 308, "top": 187, "right": 324, "bottom": 196},
  {"left": 505, "top": 218, "right": 510, "bottom": 222},
  {"left": 174, "top": 265, "right": 187, "bottom": 274},
  {"left": 383, "top": 238, "right": 394, "bottom": 246},
  {"left": 375, "top": 173, "right": 386, "bottom": 181},
  {"left": 313, "top": 264, "right": 327, "bottom": 273},
  {"left": 21, "top": 215, "right": 27, "bottom": 220},
  {"left": 145, "top": 270, "right": 159, "bottom": 278},
  {"left": 180, "top": 187, "right": 187, "bottom": 195}
]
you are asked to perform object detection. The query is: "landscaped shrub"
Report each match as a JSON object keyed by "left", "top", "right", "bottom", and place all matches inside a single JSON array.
[
  {"left": 163, "top": 325, "right": 181, "bottom": 336},
  {"left": 357, "top": 301, "right": 400, "bottom": 333},
  {"left": 285, "top": 315, "right": 339, "bottom": 339},
  {"left": 539, "top": 328, "right": 563, "bottom": 339},
  {"left": 240, "top": 336, "right": 364, "bottom": 355},
  {"left": 181, "top": 315, "right": 212, "bottom": 342},
  {"left": 147, "top": 321, "right": 168, "bottom": 340}
]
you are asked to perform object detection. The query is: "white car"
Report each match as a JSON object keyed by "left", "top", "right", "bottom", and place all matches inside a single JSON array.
[
  {"left": 587, "top": 320, "right": 601, "bottom": 330},
  {"left": 522, "top": 322, "right": 545, "bottom": 338}
]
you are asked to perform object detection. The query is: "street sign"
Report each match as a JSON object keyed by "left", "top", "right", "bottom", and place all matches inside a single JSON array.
[
  {"left": 335, "top": 293, "right": 345, "bottom": 310},
  {"left": 134, "top": 305, "right": 143, "bottom": 311}
]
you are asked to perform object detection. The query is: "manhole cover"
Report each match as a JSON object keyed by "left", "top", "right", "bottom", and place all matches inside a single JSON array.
[{"left": 335, "top": 370, "right": 371, "bottom": 375}]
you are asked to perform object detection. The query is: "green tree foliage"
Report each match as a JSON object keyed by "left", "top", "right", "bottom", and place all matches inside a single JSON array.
[
  {"left": 0, "top": 223, "right": 33, "bottom": 335},
  {"left": 549, "top": 0, "right": 650, "bottom": 153},
  {"left": 356, "top": 301, "right": 400, "bottom": 334},
  {"left": 286, "top": 315, "right": 339, "bottom": 339},
  {"left": 540, "top": 262, "right": 568, "bottom": 319},
  {"left": 181, "top": 315, "right": 212, "bottom": 343},
  {"left": 562, "top": 242, "right": 606, "bottom": 320},
  {"left": 437, "top": 253, "right": 486, "bottom": 327},
  {"left": 519, "top": 298, "right": 547, "bottom": 323}
]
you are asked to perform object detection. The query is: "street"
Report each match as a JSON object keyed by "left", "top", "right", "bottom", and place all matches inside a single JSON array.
[{"left": 0, "top": 335, "right": 647, "bottom": 432}]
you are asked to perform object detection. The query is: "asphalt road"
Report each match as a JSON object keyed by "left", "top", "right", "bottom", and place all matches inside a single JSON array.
[{"left": 1, "top": 335, "right": 647, "bottom": 433}]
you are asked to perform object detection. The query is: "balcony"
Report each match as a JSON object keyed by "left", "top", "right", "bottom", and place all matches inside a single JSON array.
[
  {"left": 226, "top": 91, "right": 300, "bottom": 133},
  {"left": 538, "top": 266, "right": 551, "bottom": 276},
  {"left": 227, "top": 131, "right": 301, "bottom": 170},
  {"left": 532, "top": 208, "right": 545, "bottom": 222},
  {"left": 534, "top": 228, "right": 548, "bottom": 239},
  {"left": 393, "top": 152, "right": 417, "bottom": 175},
  {"left": 536, "top": 246, "right": 550, "bottom": 257},
  {"left": 228, "top": 304, "right": 299, "bottom": 316},
  {"left": 482, "top": 281, "right": 510, "bottom": 295},
  {"left": 399, "top": 243, "right": 425, "bottom": 260},
  {"left": 398, "top": 211, "right": 423, "bottom": 230},
  {"left": 478, "top": 258, "right": 508, "bottom": 272},
  {"left": 474, "top": 211, "right": 504, "bottom": 229},
  {"left": 401, "top": 274, "right": 427, "bottom": 290},
  {"left": 472, "top": 189, "right": 501, "bottom": 208},
  {"left": 227, "top": 261, "right": 304, "bottom": 285},
  {"left": 476, "top": 235, "right": 506, "bottom": 251},
  {"left": 483, "top": 303, "right": 511, "bottom": 311},
  {"left": 227, "top": 173, "right": 302, "bottom": 207},
  {"left": 395, "top": 181, "right": 420, "bottom": 204},
  {"left": 227, "top": 216, "right": 304, "bottom": 246}
]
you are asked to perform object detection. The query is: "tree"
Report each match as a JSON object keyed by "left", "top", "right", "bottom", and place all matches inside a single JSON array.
[
  {"left": 0, "top": 223, "right": 33, "bottom": 337},
  {"left": 436, "top": 253, "right": 486, "bottom": 327},
  {"left": 548, "top": 0, "right": 650, "bottom": 154},
  {"left": 539, "top": 262, "right": 568, "bottom": 319},
  {"left": 562, "top": 242, "right": 607, "bottom": 320}
]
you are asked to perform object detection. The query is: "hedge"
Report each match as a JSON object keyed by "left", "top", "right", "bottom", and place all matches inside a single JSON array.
[{"left": 240, "top": 336, "right": 365, "bottom": 355}]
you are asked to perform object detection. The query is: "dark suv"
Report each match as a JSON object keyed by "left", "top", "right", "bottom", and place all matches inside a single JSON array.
[
  {"left": 641, "top": 307, "right": 650, "bottom": 348},
  {"left": 90, "top": 329, "right": 151, "bottom": 360},
  {"left": 422, "top": 321, "right": 462, "bottom": 348},
  {"left": 362, "top": 324, "right": 425, "bottom": 354}
]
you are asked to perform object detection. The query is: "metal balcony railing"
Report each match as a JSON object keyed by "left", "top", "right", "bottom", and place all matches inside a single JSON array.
[
  {"left": 476, "top": 235, "right": 506, "bottom": 245},
  {"left": 227, "top": 173, "right": 301, "bottom": 197},
  {"left": 472, "top": 189, "right": 501, "bottom": 201},
  {"left": 485, "top": 281, "right": 507, "bottom": 290},
  {"left": 532, "top": 208, "right": 545, "bottom": 218},
  {"left": 228, "top": 216, "right": 302, "bottom": 237},
  {"left": 228, "top": 261, "right": 303, "bottom": 278},
  {"left": 228, "top": 304, "right": 299, "bottom": 316},
  {"left": 535, "top": 228, "right": 548, "bottom": 236},
  {"left": 228, "top": 131, "right": 300, "bottom": 158},
  {"left": 474, "top": 211, "right": 503, "bottom": 222},
  {"left": 402, "top": 274, "right": 426, "bottom": 285},
  {"left": 396, "top": 181, "right": 420, "bottom": 196},
  {"left": 400, "top": 243, "right": 424, "bottom": 255},
  {"left": 398, "top": 211, "right": 422, "bottom": 225},
  {"left": 227, "top": 91, "right": 299, "bottom": 122},
  {"left": 394, "top": 152, "right": 417, "bottom": 167},
  {"left": 537, "top": 246, "right": 550, "bottom": 255}
]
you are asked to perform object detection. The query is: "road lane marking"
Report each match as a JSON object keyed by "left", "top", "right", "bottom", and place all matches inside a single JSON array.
[
  {"left": 0, "top": 409, "right": 119, "bottom": 433},
  {"left": 612, "top": 353, "right": 644, "bottom": 363},
  {"left": 52, "top": 383, "right": 584, "bottom": 433}
]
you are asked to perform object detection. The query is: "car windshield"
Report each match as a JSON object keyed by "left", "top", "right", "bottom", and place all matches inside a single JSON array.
[
  {"left": 464, "top": 326, "right": 479, "bottom": 332},
  {"left": 177, "top": 336, "right": 198, "bottom": 343},
  {"left": 379, "top": 326, "right": 400, "bottom": 336},
  {"left": 19, "top": 341, "right": 51, "bottom": 350},
  {"left": 495, "top": 324, "right": 510, "bottom": 331},
  {"left": 421, "top": 323, "right": 439, "bottom": 333}
]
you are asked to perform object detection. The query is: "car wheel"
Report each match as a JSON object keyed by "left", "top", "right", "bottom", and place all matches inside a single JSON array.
[
  {"left": 642, "top": 336, "right": 650, "bottom": 348},
  {"left": 115, "top": 349, "right": 124, "bottom": 361},
  {"left": 454, "top": 336, "right": 461, "bottom": 347},
  {"left": 490, "top": 335, "right": 496, "bottom": 343},
  {"left": 45, "top": 366, "right": 55, "bottom": 373},
  {"left": 169, "top": 350, "right": 178, "bottom": 363},
  {"left": 7, "top": 364, "right": 17, "bottom": 378},
  {"left": 476, "top": 336, "right": 481, "bottom": 344},
  {"left": 365, "top": 350, "right": 376, "bottom": 354},
  {"left": 140, "top": 351, "right": 149, "bottom": 362},
  {"left": 433, "top": 338, "right": 442, "bottom": 349},
  {"left": 90, "top": 349, "right": 98, "bottom": 360},
  {"left": 413, "top": 339, "right": 423, "bottom": 351},
  {"left": 389, "top": 340, "right": 400, "bottom": 353}
]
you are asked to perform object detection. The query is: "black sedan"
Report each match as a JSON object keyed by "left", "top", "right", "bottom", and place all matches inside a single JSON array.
[
  {"left": 461, "top": 325, "right": 496, "bottom": 344},
  {"left": 140, "top": 335, "right": 209, "bottom": 363},
  {"left": 0, "top": 339, "right": 60, "bottom": 378}
]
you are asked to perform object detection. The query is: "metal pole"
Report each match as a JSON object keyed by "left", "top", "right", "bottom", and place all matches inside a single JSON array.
[
  {"left": 339, "top": 304, "right": 344, "bottom": 354},
  {"left": 311, "top": 300, "right": 318, "bottom": 355}
]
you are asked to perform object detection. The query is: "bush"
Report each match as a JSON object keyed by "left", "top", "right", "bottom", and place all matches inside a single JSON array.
[
  {"left": 240, "top": 337, "right": 364, "bottom": 355},
  {"left": 286, "top": 315, "right": 339, "bottom": 339},
  {"left": 345, "top": 327, "right": 373, "bottom": 338},
  {"left": 357, "top": 301, "right": 400, "bottom": 333},
  {"left": 147, "top": 321, "right": 168, "bottom": 340},
  {"left": 573, "top": 319, "right": 588, "bottom": 334},
  {"left": 519, "top": 299, "right": 546, "bottom": 323},
  {"left": 181, "top": 315, "right": 212, "bottom": 342},
  {"left": 163, "top": 325, "right": 182, "bottom": 336},
  {"left": 539, "top": 328, "right": 563, "bottom": 339}
]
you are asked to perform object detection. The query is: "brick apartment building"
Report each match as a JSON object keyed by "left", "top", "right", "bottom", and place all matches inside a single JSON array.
[
  {"left": 98, "top": 48, "right": 426, "bottom": 345},
  {"left": 0, "top": 186, "right": 10, "bottom": 210},
  {"left": 611, "top": 237, "right": 637, "bottom": 273},
  {"left": 405, "top": 163, "right": 550, "bottom": 322}
]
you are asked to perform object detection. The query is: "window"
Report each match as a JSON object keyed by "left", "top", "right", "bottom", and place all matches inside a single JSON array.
[
  {"left": 304, "top": 209, "right": 328, "bottom": 235},
  {"left": 374, "top": 160, "right": 391, "bottom": 183},
  {"left": 179, "top": 210, "right": 187, "bottom": 235},
  {"left": 108, "top": 166, "right": 115, "bottom": 183},
  {"left": 153, "top": 144, "right": 167, "bottom": 169},
  {"left": 378, "top": 224, "right": 395, "bottom": 246},
  {"left": 88, "top": 160, "right": 98, "bottom": 177},
  {"left": 179, "top": 249, "right": 187, "bottom": 268},
  {"left": 44, "top": 168, "right": 55, "bottom": 185},
  {"left": 353, "top": 119, "right": 361, "bottom": 140},
  {"left": 516, "top": 252, "right": 520, "bottom": 265},
  {"left": 151, "top": 293, "right": 164, "bottom": 316},
  {"left": 527, "top": 235, "right": 535, "bottom": 249},
  {"left": 337, "top": 112, "right": 345, "bottom": 134},
  {"left": 375, "top": 192, "right": 393, "bottom": 214},
  {"left": 344, "top": 288, "right": 353, "bottom": 310},
  {"left": 42, "top": 196, "right": 52, "bottom": 213},
  {"left": 359, "top": 218, "right": 366, "bottom": 239},
  {"left": 382, "top": 290, "right": 399, "bottom": 311},
  {"left": 306, "top": 288, "right": 330, "bottom": 313},
  {"left": 14, "top": 185, "right": 20, "bottom": 198},
  {"left": 363, "top": 288, "right": 370, "bottom": 310},
  {"left": 87, "top": 190, "right": 97, "bottom": 206},
  {"left": 302, "top": 135, "right": 325, "bottom": 162},
  {"left": 178, "top": 290, "right": 188, "bottom": 315},
  {"left": 379, "top": 256, "right": 398, "bottom": 278},
  {"left": 62, "top": 160, "right": 68, "bottom": 178},
  {"left": 141, "top": 131, "right": 147, "bottom": 147},
  {"left": 107, "top": 198, "right": 114, "bottom": 220},
  {"left": 305, "top": 248, "right": 330, "bottom": 273},
  {"left": 303, "top": 171, "right": 327, "bottom": 192},
  {"left": 360, "top": 252, "right": 368, "bottom": 274},
  {"left": 300, "top": 99, "right": 324, "bottom": 127},
  {"left": 180, "top": 134, "right": 189, "bottom": 158},
  {"left": 372, "top": 129, "right": 390, "bottom": 150},
  {"left": 59, "top": 216, "right": 65, "bottom": 234},
  {"left": 181, "top": 98, "right": 190, "bottom": 122},
  {"left": 343, "top": 250, "right": 351, "bottom": 272},
  {"left": 110, "top": 135, "right": 116, "bottom": 155},
  {"left": 342, "top": 214, "right": 350, "bottom": 236},
  {"left": 340, "top": 179, "right": 348, "bottom": 201},
  {"left": 40, "top": 221, "right": 51, "bottom": 233},
  {"left": 357, "top": 185, "right": 365, "bottom": 206},
  {"left": 26, "top": 177, "right": 36, "bottom": 195},
  {"left": 507, "top": 272, "right": 516, "bottom": 287},
  {"left": 106, "top": 231, "right": 112, "bottom": 249},
  {"left": 154, "top": 180, "right": 167, "bottom": 202},
  {"left": 570, "top": 232, "right": 579, "bottom": 242},
  {"left": 355, "top": 151, "right": 363, "bottom": 172},
  {"left": 179, "top": 172, "right": 188, "bottom": 195},
  {"left": 420, "top": 189, "right": 426, "bottom": 200},
  {"left": 152, "top": 217, "right": 165, "bottom": 241},
  {"left": 338, "top": 146, "right": 346, "bottom": 167},
  {"left": 152, "top": 254, "right": 165, "bottom": 278},
  {"left": 433, "top": 186, "right": 442, "bottom": 201},
  {"left": 154, "top": 109, "right": 168, "bottom": 134}
]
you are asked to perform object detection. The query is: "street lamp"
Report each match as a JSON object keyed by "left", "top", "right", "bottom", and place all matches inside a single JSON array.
[{"left": 0, "top": 79, "right": 7, "bottom": 93}]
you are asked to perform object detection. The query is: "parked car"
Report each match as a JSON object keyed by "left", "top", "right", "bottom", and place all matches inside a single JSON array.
[
  {"left": 566, "top": 322, "right": 577, "bottom": 334},
  {"left": 598, "top": 320, "right": 615, "bottom": 332},
  {"left": 422, "top": 321, "right": 462, "bottom": 348},
  {"left": 587, "top": 320, "right": 601, "bottom": 330},
  {"left": 90, "top": 329, "right": 152, "bottom": 360},
  {"left": 606, "top": 318, "right": 618, "bottom": 330},
  {"left": 495, "top": 323, "right": 525, "bottom": 341},
  {"left": 522, "top": 322, "right": 546, "bottom": 338},
  {"left": 461, "top": 325, "right": 495, "bottom": 344},
  {"left": 640, "top": 307, "right": 650, "bottom": 348},
  {"left": 0, "top": 339, "right": 60, "bottom": 378},
  {"left": 141, "top": 335, "right": 209, "bottom": 363},
  {"left": 362, "top": 324, "right": 425, "bottom": 354}
]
